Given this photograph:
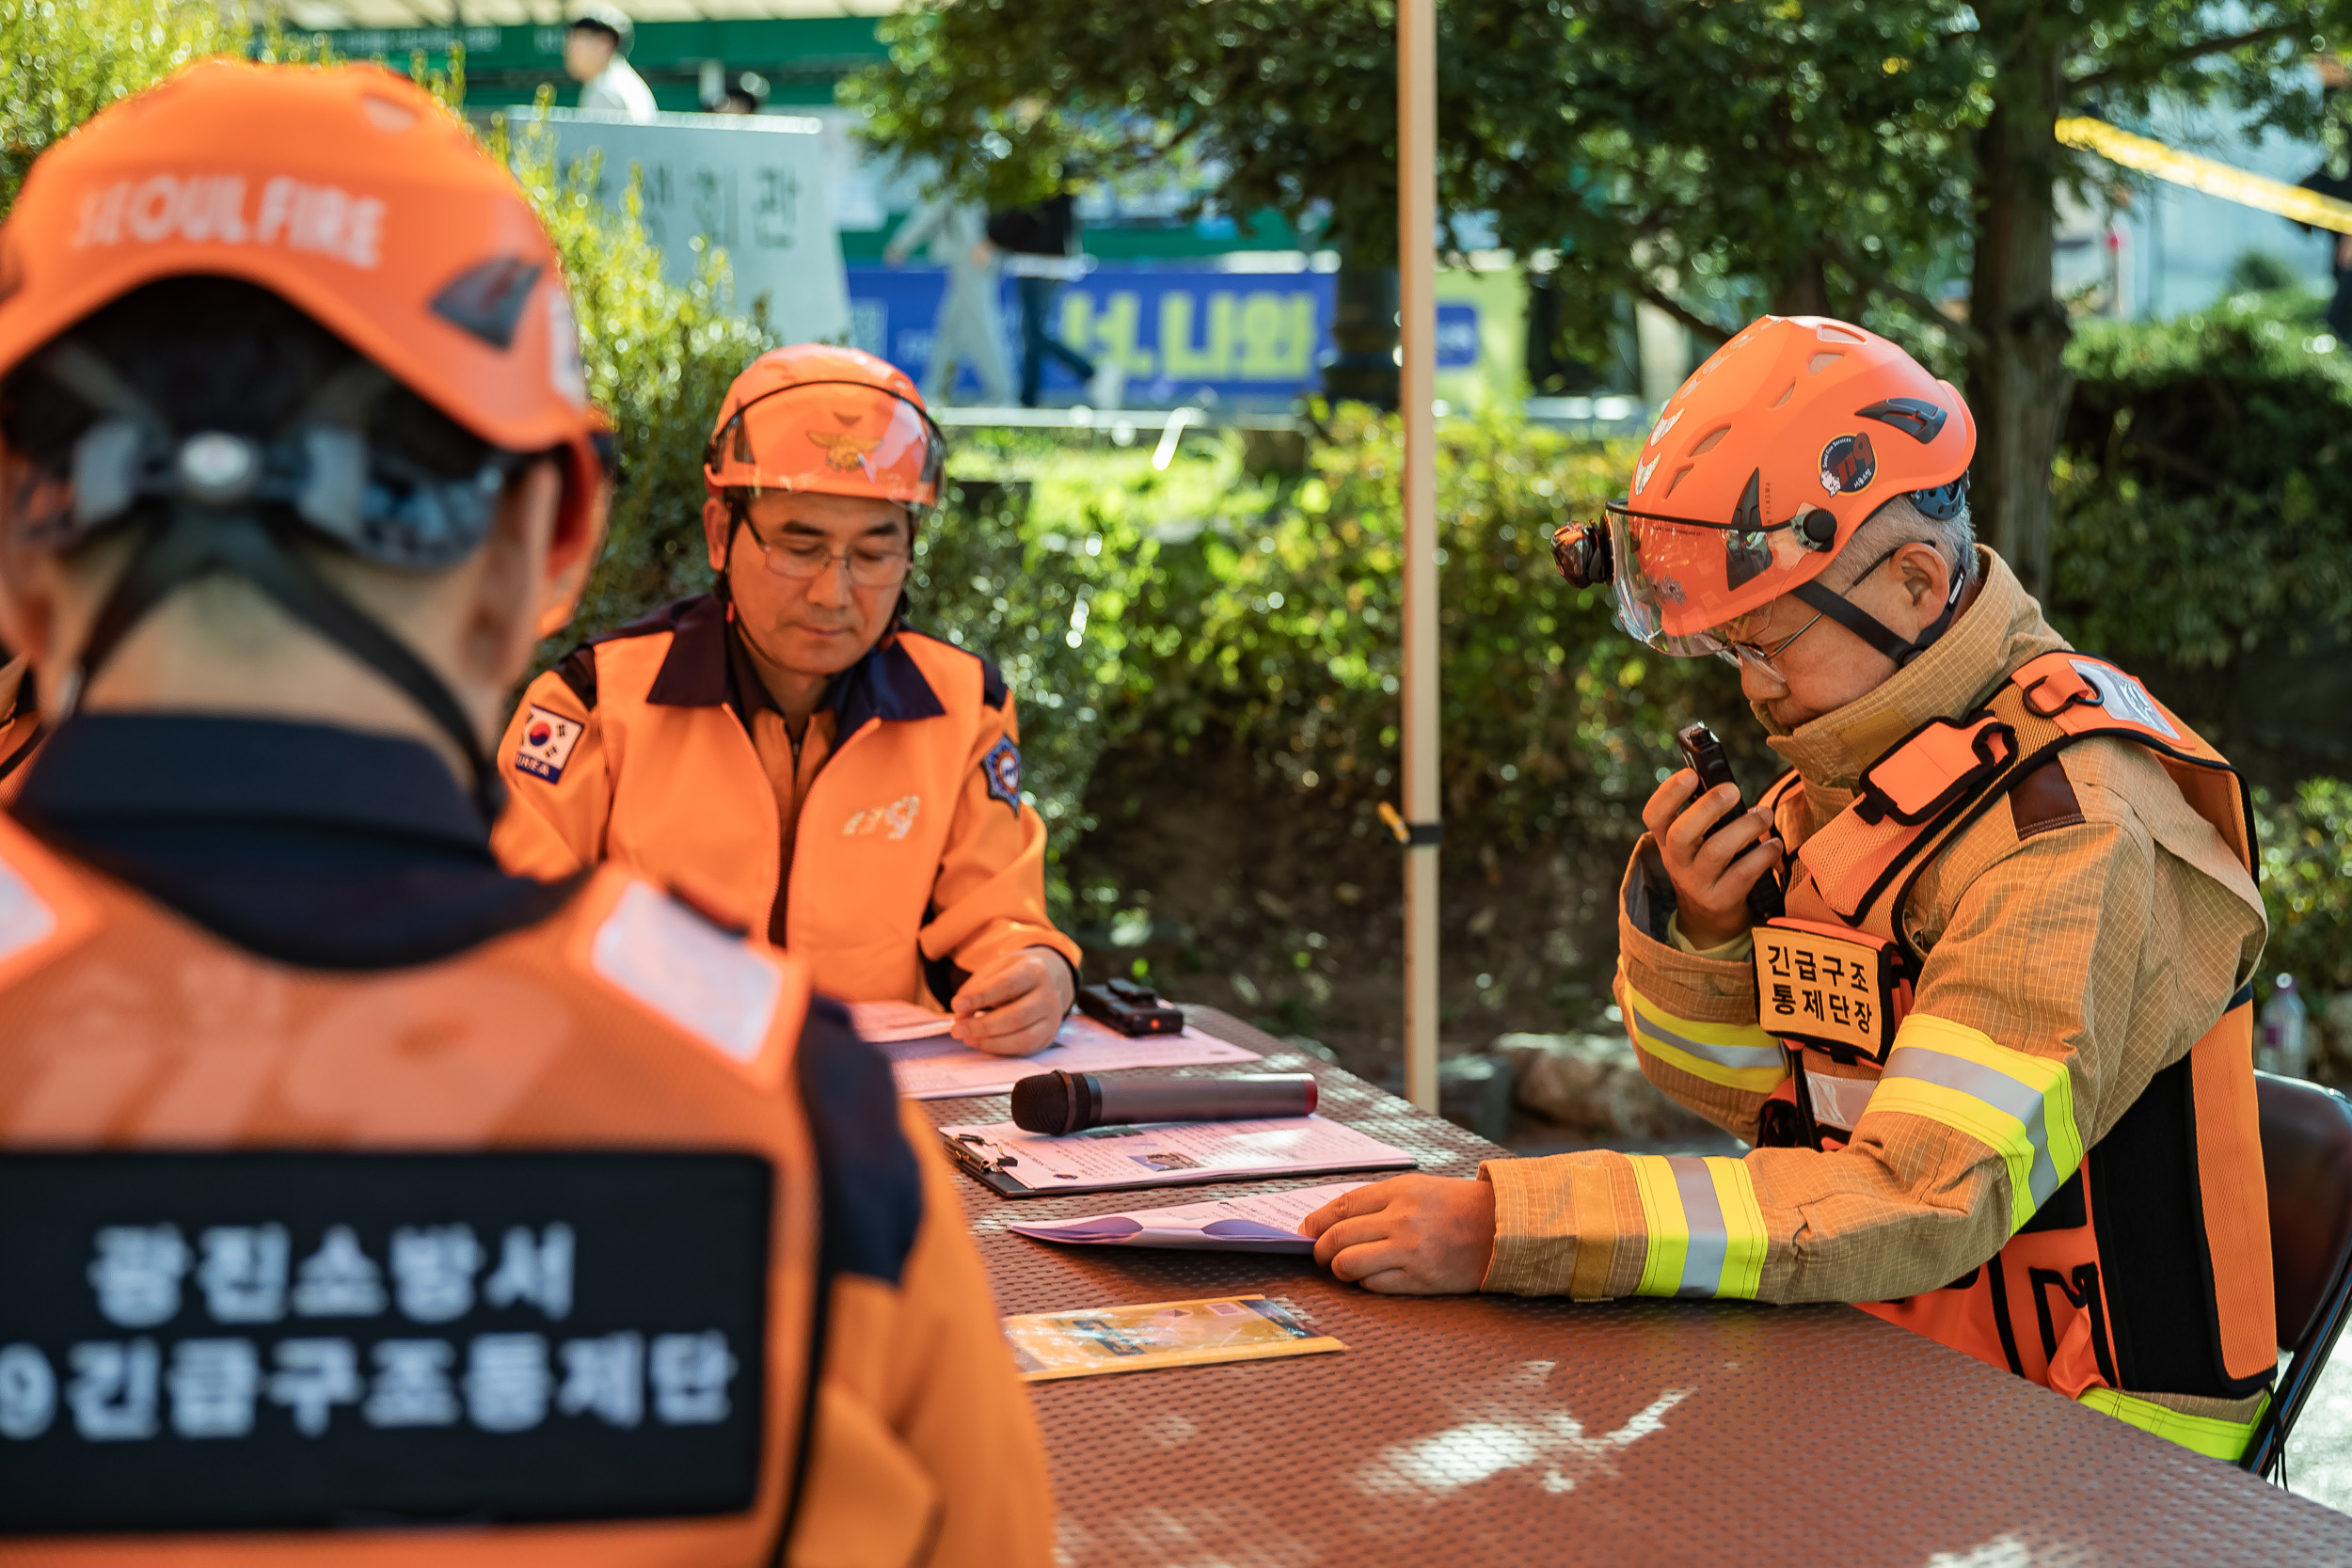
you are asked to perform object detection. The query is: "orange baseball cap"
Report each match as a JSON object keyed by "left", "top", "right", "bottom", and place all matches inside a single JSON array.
[
  {"left": 0, "top": 58, "right": 599, "bottom": 513},
  {"left": 704, "top": 342, "right": 943, "bottom": 511}
]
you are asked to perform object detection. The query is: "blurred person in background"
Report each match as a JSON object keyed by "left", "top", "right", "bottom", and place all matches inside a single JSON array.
[
  {"left": 566, "top": 2, "right": 656, "bottom": 123},
  {"left": 493, "top": 344, "right": 1081, "bottom": 1056},
  {"left": 886, "top": 192, "right": 1015, "bottom": 407},
  {"left": 988, "top": 192, "right": 1121, "bottom": 409},
  {"left": 707, "top": 71, "right": 769, "bottom": 116}
]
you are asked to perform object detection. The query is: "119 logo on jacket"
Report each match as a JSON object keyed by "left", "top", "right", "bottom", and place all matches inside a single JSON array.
[{"left": 514, "top": 705, "right": 583, "bottom": 784}]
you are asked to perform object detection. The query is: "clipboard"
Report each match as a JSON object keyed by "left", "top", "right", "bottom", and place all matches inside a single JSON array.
[{"left": 939, "top": 1119, "right": 1417, "bottom": 1199}]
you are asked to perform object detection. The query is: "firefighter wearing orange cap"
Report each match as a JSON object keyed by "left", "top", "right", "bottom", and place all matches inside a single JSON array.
[
  {"left": 1302, "top": 316, "right": 2279, "bottom": 1463},
  {"left": 491, "top": 343, "right": 1082, "bottom": 1056},
  {"left": 0, "top": 61, "right": 1051, "bottom": 1560}
]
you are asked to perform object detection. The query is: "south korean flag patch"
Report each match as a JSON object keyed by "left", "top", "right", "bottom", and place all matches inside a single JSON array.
[
  {"left": 981, "top": 736, "right": 1023, "bottom": 814},
  {"left": 514, "top": 705, "right": 585, "bottom": 784}
]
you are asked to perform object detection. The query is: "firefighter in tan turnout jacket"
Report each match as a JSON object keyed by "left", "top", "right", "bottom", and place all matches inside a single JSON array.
[{"left": 1300, "top": 315, "right": 2275, "bottom": 1463}]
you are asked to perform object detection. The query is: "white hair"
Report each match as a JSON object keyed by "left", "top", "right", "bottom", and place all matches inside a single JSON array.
[{"left": 1833, "top": 493, "right": 1978, "bottom": 592}]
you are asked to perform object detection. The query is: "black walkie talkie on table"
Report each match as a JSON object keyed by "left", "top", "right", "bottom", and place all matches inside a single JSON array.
[{"left": 1675, "top": 721, "right": 1785, "bottom": 922}]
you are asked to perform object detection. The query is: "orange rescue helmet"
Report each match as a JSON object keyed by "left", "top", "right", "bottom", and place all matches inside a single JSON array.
[
  {"left": 1553, "top": 315, "right": 1975, "bottom": 668},
  {"left": 704, "top": 342, "right": 944, "bottom": 514},
  {"left": 0, "top": 58, "right": 603, "bottom": 544},
  {"left": 0, "top": 60, "right": 612, "bottom": 815}
]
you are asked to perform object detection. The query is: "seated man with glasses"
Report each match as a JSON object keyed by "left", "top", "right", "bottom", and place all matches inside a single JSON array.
[{"left": 494, "top": 343, "right": 1080, "bottom": 1055}]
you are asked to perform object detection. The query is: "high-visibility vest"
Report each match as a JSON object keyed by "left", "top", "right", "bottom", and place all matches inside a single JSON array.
[
  {"left": 0, "top": 815, "right": 833, "bottom": 1562},
  {"left": 1752, "top": 651, "right": 2275, "bottom": 1459}
]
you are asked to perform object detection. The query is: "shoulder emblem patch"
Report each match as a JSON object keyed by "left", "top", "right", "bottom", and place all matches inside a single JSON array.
[
  {"left": 514, "top": 705, "right": 584, "bottom": 784},
  {"left": 981, "top": 736, "right": 1023, "bottom": 813},
  {"left": 591, "top": 881, "right": 783, "bottom": 1065}
]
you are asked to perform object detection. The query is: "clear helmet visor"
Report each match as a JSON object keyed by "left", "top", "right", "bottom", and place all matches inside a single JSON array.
[
  {"left": 1607, "top": 508, "right": 1793, "bottom": 657},
  {"left": 709, "top": 381, "right": 944, "bottom": 511}
]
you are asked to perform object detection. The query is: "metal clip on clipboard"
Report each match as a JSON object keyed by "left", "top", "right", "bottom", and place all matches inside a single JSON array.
[{"left": 949, "top": 1132, "right": 1021, "bottom": 1176}]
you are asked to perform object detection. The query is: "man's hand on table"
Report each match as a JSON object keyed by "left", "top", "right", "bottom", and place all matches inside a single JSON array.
[
  {"left": 949, "top": 947, "right": 1076, "bottom": 1056},
  {"left": 1300, "top": 1175, "right": 1497, "bottom": 1294}
]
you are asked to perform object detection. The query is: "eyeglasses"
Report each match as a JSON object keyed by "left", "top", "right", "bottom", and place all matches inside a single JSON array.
[
  {"left": 739, "top": 520, "right": 911, "bottom": 588},
  {"left": 1716, "top": 610, "right": 1825, "bottom": 683}
]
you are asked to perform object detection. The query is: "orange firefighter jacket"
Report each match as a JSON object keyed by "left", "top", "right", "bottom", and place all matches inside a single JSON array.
[
  {"left": 0, "top": 714, "right": 1052, "bottom": 1566},
  {"left": 492, "top": 594, "right": 1079, "bottom": 1006}
]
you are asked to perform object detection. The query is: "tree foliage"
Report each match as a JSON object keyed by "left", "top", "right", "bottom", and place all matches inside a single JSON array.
[
  {"left": 1, "top": 0, "right": 228, "bottom": 213},
  {"left": 851, "top": 0, "right": 2352, "bottom": 594},
  {"left": 2051, "top": 286, "right": 2352, "bottom": 671}
]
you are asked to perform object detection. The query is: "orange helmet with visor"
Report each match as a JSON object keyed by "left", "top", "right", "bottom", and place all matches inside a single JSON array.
[
  {"left": 1552, "top": 316, "right": 1976, "bottom": 671},
  {"left": 703, "top": 342, "right": 943, "bottom": 515}
]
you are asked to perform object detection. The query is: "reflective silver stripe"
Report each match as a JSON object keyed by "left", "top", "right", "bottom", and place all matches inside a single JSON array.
[
  {"left": 1883, "top": 1043, "right": 2062, "bottom": 1208},
  {"left": 1805, "top": 1071, "right": 1878, "bottom": 1132},
  {"left": 1631, "top": 1012, "right": 1786, "bottom": 1073},
  {"left": 1667, "top": 1157, "right": 1726, "bottom": 1298}
]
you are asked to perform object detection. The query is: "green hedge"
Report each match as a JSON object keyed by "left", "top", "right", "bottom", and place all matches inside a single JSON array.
[
  {"left": 2261, "top": 778, "right": 2352, "bottom": 994},
  {"left": 2052, "top": 288, "right": 2352, "bottom": 670},
  {"left": 896, "top": 413, "right": 1756, "bottom": 921},
  {"left": 2052, "top": 290, "right": 2352, "bottom": 995}
]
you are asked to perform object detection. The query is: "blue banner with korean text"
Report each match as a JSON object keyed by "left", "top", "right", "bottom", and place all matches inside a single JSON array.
[{"left": 847, "top": 265, "right": 1480, "bottom": 404}]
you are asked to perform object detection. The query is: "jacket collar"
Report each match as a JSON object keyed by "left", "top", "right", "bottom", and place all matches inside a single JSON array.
[
  {"left": 1761, "top": 548, "right": 2070, "bottom": 823},
  {"left": 638, "top": 592, "right": 946, "bottom": 732}
]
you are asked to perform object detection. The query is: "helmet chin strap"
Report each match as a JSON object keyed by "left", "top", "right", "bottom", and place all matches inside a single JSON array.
[
  {"left": 72, "top": 500, "right": 507, "bottom": 822},
  {"left": 44, "top": 341, "right": 509, "bottom": 820},
  {"left": 1787, "top": 546, "right": 1967, "bottom": 670}
]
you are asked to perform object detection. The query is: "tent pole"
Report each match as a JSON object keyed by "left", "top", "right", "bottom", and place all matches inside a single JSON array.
[{"left": 1398, "top": 0, "right": 1440, "bottom": 1114}]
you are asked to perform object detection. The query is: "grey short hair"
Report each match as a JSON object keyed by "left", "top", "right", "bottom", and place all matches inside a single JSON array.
[{"left": 1831, "top": 492, "right": 1979, "bottom": 592}]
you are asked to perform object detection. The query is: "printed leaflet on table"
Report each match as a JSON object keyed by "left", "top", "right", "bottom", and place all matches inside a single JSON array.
[
  {"left": 1007, "top": 1181, "right": 1367, "bottom": 1253},
  {"left": 1002, "top": 1294, "right": 1343, "bottom": 1382}
]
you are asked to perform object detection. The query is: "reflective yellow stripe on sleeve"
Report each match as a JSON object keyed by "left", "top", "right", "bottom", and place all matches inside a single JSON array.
[
  {"left": 1863, "top": 1014, "right": 2086, "bottom": 1233},
  {"left": 1628, "top": 1154, "right": 1768, "bottom": 1300},
  {"left": 2080, "top": 1386, "right": 2265, "bottom": 1463},
  {"left": 1620, "top": 977, "right": 1788, "bottom": 1094}
]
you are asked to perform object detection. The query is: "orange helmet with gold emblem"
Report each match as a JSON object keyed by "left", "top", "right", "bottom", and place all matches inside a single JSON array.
[
  {"left": 703, "top": 342, "right": 943, "bottom": 512},
  {"left": 1553, "top": 315, "right": 1974, "bottom": 665}
]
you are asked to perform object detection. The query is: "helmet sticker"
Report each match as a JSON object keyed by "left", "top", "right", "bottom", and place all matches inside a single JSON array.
[
  {"left": 1631, "top": 454, "right": 1660, "bottom": 495},
  {"left": 806, "top": 414, "right": 884, "bottom": 473},
  {"left": 1647, "top": 408, "right": 1682, "bottom": 448},
  {"left": 1819, "top": 433, "right": 1876, "bottom": 496}
]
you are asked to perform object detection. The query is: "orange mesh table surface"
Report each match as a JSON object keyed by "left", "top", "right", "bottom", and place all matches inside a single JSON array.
[{"left": 924, "top": 1006, "right": 2352, "bottom": 1566}]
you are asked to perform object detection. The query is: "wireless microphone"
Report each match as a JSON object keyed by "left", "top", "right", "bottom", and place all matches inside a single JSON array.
[{"left": 1009, "top": 1070, "right": 1319, "bottom": 1135}]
